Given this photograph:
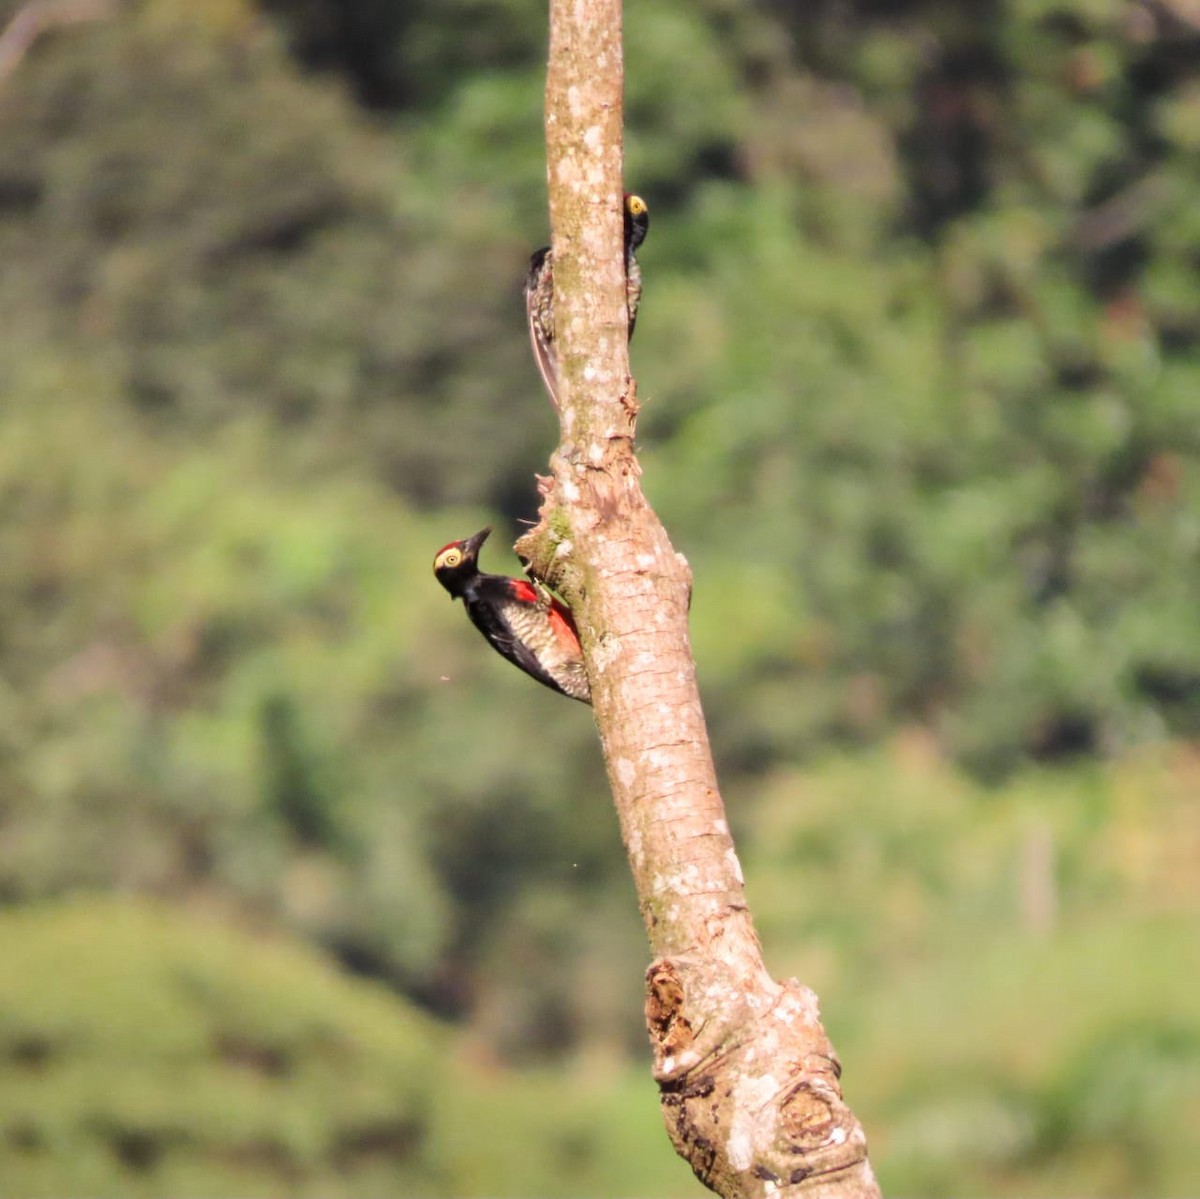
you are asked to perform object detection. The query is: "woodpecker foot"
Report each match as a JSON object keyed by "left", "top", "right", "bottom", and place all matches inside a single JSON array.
[{"left": 620, "top": 380, "right": 640, "bottom": 417}]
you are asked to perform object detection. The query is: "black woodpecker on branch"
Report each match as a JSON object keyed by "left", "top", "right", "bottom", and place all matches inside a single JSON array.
[
  {"left": 525, "top": 192, "right": 649, "bottom": 410},
  {"left": 433, "top": 527, "right": 591, "bottom": 703}
]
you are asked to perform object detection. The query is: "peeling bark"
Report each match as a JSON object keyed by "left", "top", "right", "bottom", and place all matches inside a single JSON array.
[{"left": 515, "top": 1, "right": 881, "bottom": 1197}]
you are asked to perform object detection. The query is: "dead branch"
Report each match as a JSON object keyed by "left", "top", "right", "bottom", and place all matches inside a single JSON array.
[
  {"left": 515, "top": 1, "right": 882, "bottom": 1196},
  {"left": 0, "top": 0, "right": 115, "bottom": 84}
]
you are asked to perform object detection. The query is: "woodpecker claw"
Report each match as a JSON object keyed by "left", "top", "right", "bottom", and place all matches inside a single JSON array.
[{"left": 620, "top": 379, "right": 640, "bottom": 417}]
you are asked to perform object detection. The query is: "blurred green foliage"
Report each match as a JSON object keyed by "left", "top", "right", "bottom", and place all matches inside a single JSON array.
[
  {"left": 0, "top": 897, "right": 443, "bottom": 1196},
  {"left": 0, "top": 0, "right": 1198, "bottom": 1194}
]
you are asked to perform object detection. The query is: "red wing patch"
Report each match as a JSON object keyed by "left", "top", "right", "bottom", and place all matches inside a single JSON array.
[
  {"left": 504, "top": 580, "right": 581, "bottom": 653},
  {"left": 506, "top": 579, "right": 540, "bottom": 605},
  {"left": 474, "top": 581, "right": 590, "bottom": 703},
  {"left": 546, "top": 600, "right": 583, "bottom": 654}
]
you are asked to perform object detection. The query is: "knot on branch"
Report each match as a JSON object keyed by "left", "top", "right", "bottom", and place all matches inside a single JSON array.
[
  {"left": 646, "top": 963, "right": 870, "bottom": 1197},
  {"left": 645, "top": 959, "right": 695, "bottom": 1075},
  {"left": 645, "top": 957, "right": 752, "bottom": 1085}
]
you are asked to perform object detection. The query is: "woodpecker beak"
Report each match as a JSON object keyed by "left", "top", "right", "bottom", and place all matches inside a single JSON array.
[{"left": 463, "top": 526, "right": 492, "bottom": 558}]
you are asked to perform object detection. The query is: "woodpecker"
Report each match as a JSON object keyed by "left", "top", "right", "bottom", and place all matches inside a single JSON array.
[
  {"left": 433, "top": 527, "right": 591, "bottom": 703},
  {"left": 525, "top": 192, "right": 649, "bottom": 409}
]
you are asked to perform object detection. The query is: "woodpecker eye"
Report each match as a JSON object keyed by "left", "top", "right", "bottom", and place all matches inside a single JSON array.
[
  {"left": 437, "top": 547, "right": 463, "bottom": 569},
  {"left": 627, "top": 195, "right": 646, "bottom": 216}
]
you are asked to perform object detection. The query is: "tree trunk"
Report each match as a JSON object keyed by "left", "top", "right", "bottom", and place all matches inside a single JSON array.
[{"left": 516, "top": 2, "right": 882, "bottom": 1197}]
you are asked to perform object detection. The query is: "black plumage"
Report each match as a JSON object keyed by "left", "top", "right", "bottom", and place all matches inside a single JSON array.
[{"left": 433, "top": 527, "right": 591, "bottom": 703}]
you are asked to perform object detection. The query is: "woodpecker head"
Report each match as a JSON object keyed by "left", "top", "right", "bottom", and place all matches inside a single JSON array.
[
  {"left": 433, "top": 526, "right": 491, "bottom": 598},
  {"left": 527, "top": 244, "right": 550, "bottom": 280},
  {"left": 624, "top": 193, "right": 649, "bottom": 254}
]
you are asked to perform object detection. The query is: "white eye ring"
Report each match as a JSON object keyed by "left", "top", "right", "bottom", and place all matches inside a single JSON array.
[{"left": 440, "top": 549, "right": 463, "bottom": 568}]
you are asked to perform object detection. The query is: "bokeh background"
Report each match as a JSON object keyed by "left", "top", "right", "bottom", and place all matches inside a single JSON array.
[{"left": 1, "top": 0, "right": 1198, "bottom": 1195}]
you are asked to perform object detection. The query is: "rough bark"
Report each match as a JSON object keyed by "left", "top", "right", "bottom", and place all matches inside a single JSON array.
[{"left": 515, "top": 1, "right": 882, "bottom": 1197}]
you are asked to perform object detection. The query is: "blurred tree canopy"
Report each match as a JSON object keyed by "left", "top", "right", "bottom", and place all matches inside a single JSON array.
[
  {"left": 0, "top": 896, "right": 444, "bottom": 1196},
  {"left": 0, "top": 0, "right": 1197, "bottom": 1193}
]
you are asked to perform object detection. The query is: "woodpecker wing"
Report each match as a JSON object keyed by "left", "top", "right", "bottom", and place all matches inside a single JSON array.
[
  {"left": 524, "top": 248, "right": 560, "bottom": 411},
  {"left": 626, "top": 256, "right": 643, "bottom": 342},
  {"left": 466, "top": 577, "right": 590, "bottom": 703}
]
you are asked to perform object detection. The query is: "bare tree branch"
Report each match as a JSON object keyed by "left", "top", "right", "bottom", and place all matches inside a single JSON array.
[
  {"left": 0, "top": 0, "right": 115, "bottom": 84},
  {"left": 517, "top": 2, "right": 882, "bottom": 1196}
]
